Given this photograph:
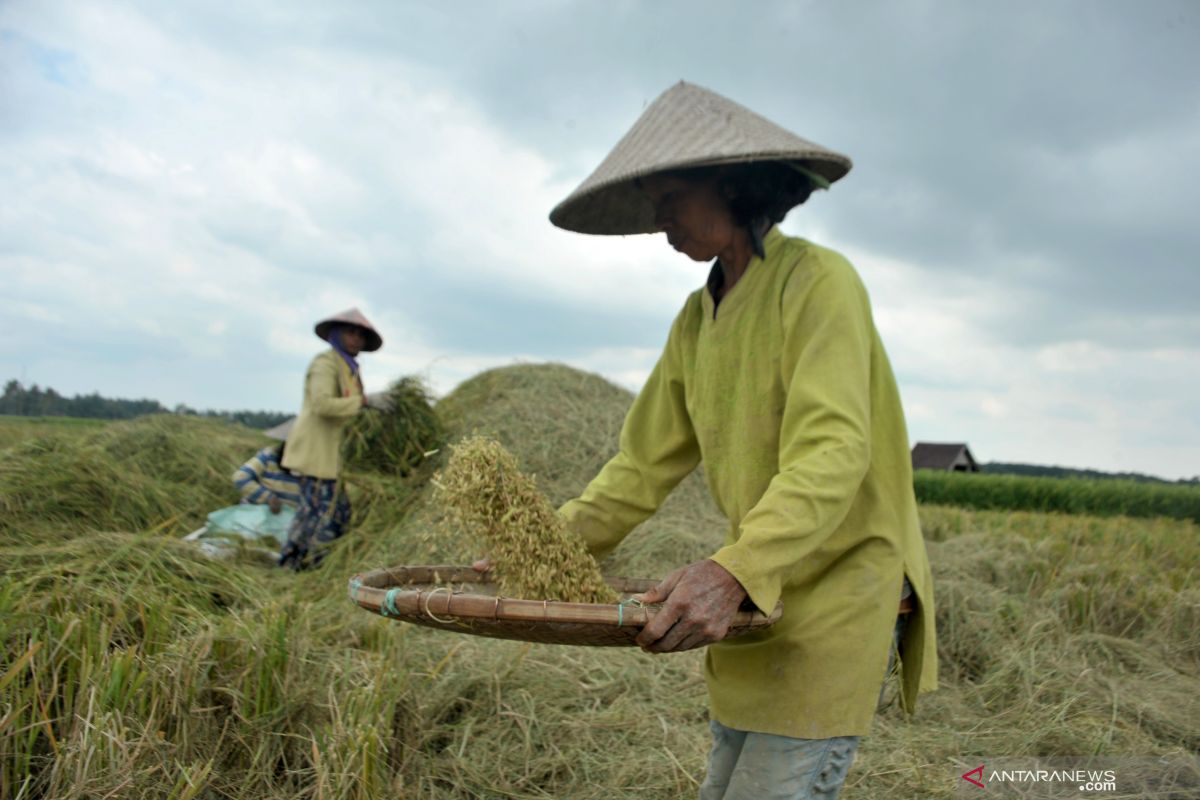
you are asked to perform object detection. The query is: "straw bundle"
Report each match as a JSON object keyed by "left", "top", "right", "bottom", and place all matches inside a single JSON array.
[
  {"left": 434, "top": 435, "right": 618, "bottom": 604},
  {"left": 342, "top": 376, "right": 442, "bottom": 476},
  {"left": 432, "top": 363, "right": 728, "bottom": 578}
]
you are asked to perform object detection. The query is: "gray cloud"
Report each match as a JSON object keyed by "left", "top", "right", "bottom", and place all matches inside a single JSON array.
[{"left": 344, "top": 1, "right": 1200, "bottom": 348}]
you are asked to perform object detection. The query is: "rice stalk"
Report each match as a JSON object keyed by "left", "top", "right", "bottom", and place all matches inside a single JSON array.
[{"left": 434, "top": 436, "right": 617, "bottom": 604}]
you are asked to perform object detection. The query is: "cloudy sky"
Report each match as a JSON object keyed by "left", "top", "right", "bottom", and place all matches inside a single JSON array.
[{"left": 2, "top": 1, "right": 1197, "bottom": 479}]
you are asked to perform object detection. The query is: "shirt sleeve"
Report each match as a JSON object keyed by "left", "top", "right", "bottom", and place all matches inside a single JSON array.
[
  {"left": 232, "top": 448, "right": 272, "bottom": 503},
  {"left": 560, "top": 310, "right": 702, "bottom": 560},
  {"left": 308, "top": 356, "right": 362, "bottom": 419},
  {"left": 709, "top": 254, "right": 873, "bottom": 616}
]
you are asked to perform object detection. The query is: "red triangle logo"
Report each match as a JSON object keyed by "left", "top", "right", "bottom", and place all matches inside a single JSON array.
[{"left": 962, "top": 764, "right": 985, "bottom": 788}]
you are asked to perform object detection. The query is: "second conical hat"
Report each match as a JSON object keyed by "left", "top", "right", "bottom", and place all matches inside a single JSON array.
[
  {"left": 549, "top": 81, "right": 852, "bottom": 235},
  {"left": 314, "top": 307, "right": 383, "bottom": 352}
]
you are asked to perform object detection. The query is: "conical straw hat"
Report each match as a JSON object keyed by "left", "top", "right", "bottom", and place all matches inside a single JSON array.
[
  {"left": 314, "top": 307, "right": 383, "bottom": 352},
  {"left": 550, "top": 81, "right": 852, "bottom": 235},
  {"left": 264, "top": 417, "right": 295, "bottom": 441}
]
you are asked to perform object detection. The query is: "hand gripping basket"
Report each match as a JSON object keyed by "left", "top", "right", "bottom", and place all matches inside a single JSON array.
[{"left": 347, "top": 564, "right": 784, "bottom": 647}]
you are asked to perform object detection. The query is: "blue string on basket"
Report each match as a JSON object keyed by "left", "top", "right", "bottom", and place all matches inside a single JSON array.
[{"left": 380, "top": 587, "right": 400, "bottom": 618}]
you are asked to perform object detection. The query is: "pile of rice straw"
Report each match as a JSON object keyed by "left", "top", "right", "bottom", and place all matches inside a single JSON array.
[
  {"left": 342, "top": 377, "right": 443, "bottom": 476},
  {"left": 434, "top": 435, "right": 618, "bottom": 604}
]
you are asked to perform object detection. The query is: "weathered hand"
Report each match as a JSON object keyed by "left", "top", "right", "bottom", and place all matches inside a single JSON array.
[
  {"left": 472, "top": 557, "right": 492, "bottom": 573},
  {"left": 634, "top": 559, "right": 748, "bottom": 653}
]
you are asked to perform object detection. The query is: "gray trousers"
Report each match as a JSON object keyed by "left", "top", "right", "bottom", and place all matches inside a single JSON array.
[
  {"left": 698, "top": 722, "right": 859, "bottom": 800},
  {"left": 698, "top": 615, "right": 906, "bottom": 799}
]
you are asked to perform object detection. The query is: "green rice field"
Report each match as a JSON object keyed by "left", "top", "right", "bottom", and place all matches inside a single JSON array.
[{"left": 915, "top": 469, "right": 1200, "bottom": 524}]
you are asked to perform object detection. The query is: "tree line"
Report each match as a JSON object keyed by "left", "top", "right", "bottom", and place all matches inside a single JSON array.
[
  {"left": 1, "top": 379, "right": 290, "bottom": 430},
  {"left": 983, "top": 461, "right": 1198, "bottom": 486}
]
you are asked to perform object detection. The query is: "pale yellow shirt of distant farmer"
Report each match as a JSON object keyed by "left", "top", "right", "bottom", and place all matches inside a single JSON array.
[
  {"left": 282, "top": 350, "right": 362, "bottom": 480},
  {"left": 561, "top": 228, "right": 938, "bottom": 739}
]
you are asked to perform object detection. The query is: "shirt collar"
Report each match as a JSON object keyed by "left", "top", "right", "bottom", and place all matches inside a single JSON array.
[{"left": 705, "top": 226, "right": 784, "bottom": 304}]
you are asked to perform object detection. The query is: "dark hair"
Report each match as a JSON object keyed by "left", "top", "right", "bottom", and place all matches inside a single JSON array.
[{"left": 669, "top": 161, "right": 816, "bottom": 257}]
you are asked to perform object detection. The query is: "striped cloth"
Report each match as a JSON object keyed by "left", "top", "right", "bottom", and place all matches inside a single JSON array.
[
  {"left": 277, "top": 476, "right": 351, "bottom": 571},
  {"left": 232, "top": 446, "right": 301, "bottom": 507}
]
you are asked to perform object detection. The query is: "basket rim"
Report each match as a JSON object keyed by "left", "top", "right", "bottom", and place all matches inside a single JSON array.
[{"left": 347, "top": 563, "right": 784, "bottom": 629}]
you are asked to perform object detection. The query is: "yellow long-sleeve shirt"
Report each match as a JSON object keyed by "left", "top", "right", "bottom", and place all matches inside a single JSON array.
[
  {"left": 560, "top": 228, "right": 937, "bottom": 738},
  {"left": 281, "top": 349, "right": 362, "bottom": 480}
]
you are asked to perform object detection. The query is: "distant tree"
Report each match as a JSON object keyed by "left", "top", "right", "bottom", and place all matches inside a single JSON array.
[
  {"left": 984, "top": 461, "right": 1174, "bottom": 485},
  {"left": 0, "top": 379, "right": 20, "bottom": 415},
  {"left": 0, "top": 379, "right": 287, "bottom": 429}
]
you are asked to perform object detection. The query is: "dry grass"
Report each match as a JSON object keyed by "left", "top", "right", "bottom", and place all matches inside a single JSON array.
[
  {"left": 1, "top": 364, "right": 1197, "bottom": 798},
  {"left": 432, "top": 363, "right": 728, "bottom": 580},
  {"left": 846, "top": 504, "right": 1200, "bottom": 798},
  {"left": 0, "top": 414, "right": 263, "bottom": 541},
  {"left": 0, "top": 415, "right": 107, "bottom": 451}
]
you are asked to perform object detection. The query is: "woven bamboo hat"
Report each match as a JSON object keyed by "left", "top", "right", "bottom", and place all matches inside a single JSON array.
[
  {"left": 550, "top": 81, "right": 852, "bottom": 235},
  {"left": 263, "top": 417, "right": 295, "bottom": 441},
  {"left": 314, "top": 307, "right": 383, "bottom": 352}
]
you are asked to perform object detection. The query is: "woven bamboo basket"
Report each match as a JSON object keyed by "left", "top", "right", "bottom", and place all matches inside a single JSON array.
[{"left": 348, "top": 564, "right": 785, "bottom": 647}]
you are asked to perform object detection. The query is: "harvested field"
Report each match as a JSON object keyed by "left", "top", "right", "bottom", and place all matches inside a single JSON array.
[
  {"left": 0, "top": 414, "right": 266, "bottom": 541},
  {"left": 433, "top": 363, "right": 726, "bottom": 578},
  {"left": 0, "top": 415, "right": 107, "bottom": 451},
  {"left": 1, "top": 364, "right": 1197, "bottom": 798}
]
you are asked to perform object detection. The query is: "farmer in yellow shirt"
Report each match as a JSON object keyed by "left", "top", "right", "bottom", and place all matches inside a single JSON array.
[
  {"left": 548, "top": 82, "right": 938, "bottom": 798},
  {"left": 278, "top": 308, "right": 382, "bottom": 571}
]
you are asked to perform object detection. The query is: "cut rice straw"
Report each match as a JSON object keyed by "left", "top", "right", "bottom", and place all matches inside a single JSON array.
[{"left": 435, "top": 435, "right": 618, "bottom": 604}]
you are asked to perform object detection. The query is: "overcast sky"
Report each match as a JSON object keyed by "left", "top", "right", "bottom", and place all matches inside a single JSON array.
[{"left": 2, "top": 1, "right": 1197, "bottom": 479}]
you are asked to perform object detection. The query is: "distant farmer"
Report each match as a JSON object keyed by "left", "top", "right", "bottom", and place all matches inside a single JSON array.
[
  {"left": 546, "top": 82, "right": 938, "bottom": 798},
  {"left": 231, "top": 423, "right": 300, "bottom": 514},
  {"left": 277, "top": 308, "right": 383, "bottom": 571}
]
